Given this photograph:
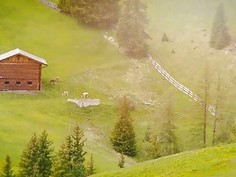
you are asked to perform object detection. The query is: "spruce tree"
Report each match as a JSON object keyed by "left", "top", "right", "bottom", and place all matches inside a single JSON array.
[
  {"left": 212, "top": 67, "right": 235, "bottom": 145},
  {"left": 146, "top": 133, "right": 161, "bottom": 159},
  {"left": 210, "top": 4, "right": 231, "bottom": 50},
  {"left": 117, "top": 0, "right": 149, "bottom": 58},
  {"left": 19, "top": 133, "right": 40, "bottom": 177},
  {"left": 190, "top": 61, "right": 210, "bottom": 149},
  {"left": 86, "top": 154, "right": 95, "bottom": 176},
  {"left": 1, "top": 155, "right": 14, "bottom": 177},
  {"left": 70, "top": 0, "right": 120, "bottom": 28},
  {"left": 37, "top": 130, "right": 54, "bottom": 177},
  {"left": 71, "top": 124, "right": 86, "bottom": 177},
  {"left": 158, "top": 99, "right": 179, "bottom": 156},
  {"left": 118, "top": 153, "right": 125, "bottom": 168},
  {"left": 19, "top": 131, "right": 54, "bottom": 177},
  {"left": 58, "top": 0, "right": 71, "bottom": 14},
  {"left": 162, "top": 33, "right": 169, "bottom": 42},
  {"left": 53, "top": 136, "right": 74, "bottom": 177},
  {"left": 53, "top": 124, "right": 86, "bottom": 177},
  {"left": 110, "top": 96, "right": 136, "bottom": 156}
]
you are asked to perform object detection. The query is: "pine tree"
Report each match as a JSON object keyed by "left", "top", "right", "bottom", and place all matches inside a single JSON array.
[
  {"left": 53, "top": 136, "right": 74, "bottom": 177},
  {"left": 162, "top": 33, "right": 169, "bottom": 42},
  {"left": 158, "top": 99, "right": 179, "bottom": 156},
  {"left": 212, "top": 64, "right": 235, "bottom": 145},
  {"left": 19, "top": 133, "right": 40, "bottom": 177},
  {"left": 117, "top": 0, "right": 149, "bottom": 58},
  {"left": 58, "top": 0, "right": 71, "bottom": 14},
  {"left": 202, "top": 60, "right": 210, "bottom": 148},
  {"left": 53, "top": 124, "right": 86, "bottom": 177},
  {"left": 146, "top": 133, "right": 161, "bottom": 159},
  {"left": 71, "top": 124, "right": 86, "bottom": 177},
  {"left": 1, "top": 155, "right": 14, "bottom": 177},
  {"left": 210, "top": 4, "right": 231, "bottom": 50},
  {"left": 86, "top": 154, "right": 95, "bottom": 176},
  {"left": 110, "top": 96, "right": 136, "bottom": 156},
  {"left": 19, "top": 131, "right": 54, "bottom": 177},
  {"left": 37, "top": 130, "right": 54, "bottom": 177},
  {"left": 118, "top": 153, "right": 125, "bottom": 168},
  {"left": 70, "top": 0, "right": 120, "bottom": 28},
  {"left": 144, "top": 125, "right": 152, "bottom": 142},
  {"left": 190, "top": 60, "right": 210, "bottom": 149},
  {"left": 189, "top": 109, "right": 205, "bottom": 148}
]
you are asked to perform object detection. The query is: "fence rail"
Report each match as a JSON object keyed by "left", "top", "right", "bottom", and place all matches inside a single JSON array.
[
  {"left": 148, "top": 55, "right": 216, "bottom": 116},
  {"left": 103, "top": 34, "right": 216, "bottom": 116}
]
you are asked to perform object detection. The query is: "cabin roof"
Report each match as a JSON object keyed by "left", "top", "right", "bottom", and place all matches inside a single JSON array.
[{"left": 0, "top": 48, "right": 48, "bottom": 65}]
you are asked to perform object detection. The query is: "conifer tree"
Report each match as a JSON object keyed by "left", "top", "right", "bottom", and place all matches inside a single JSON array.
[
  {"left": 1, "top": 155, "right": 14, "bottom": 177},
  {"left": 190, "top": 60, "right": 210, "bottom": 149},
  {"left": 58, "top": 0, "right": 71, "bottom": 14},
  {"left": 144, "top": 125, "right": 152, "bottom": 142},
  {"left": 70, "top": 0, "right": 120, "bottom": 28},
  {"left": 37, "top": 130, "right": 54, "bottom": 177},
  {"left": 146, "top": 133, "right": 161, "bottom": 159},
  {"left": 53, "top": 124, "right": 86, "bottom": 177},
  {"left": 210, "top": 4, "right": 231, "bottom": 50},
  {"left": 212, "top": 66, "right": 235, "bottom": 145},
  {"left": 158, "top": 98, "right": 179, "bottom": 156},
  {"left": 110, "top": 96, "right": 136, "bottom": 156},
  {"left": 19, "top": 131, "right": 54, "bottom": 177},
  {"left": 71, "top": 124, "right": 86, "bottom": 177},
  {"left": 118, "top": 153, "right": 125, "bottom": 168},
  {"left": 19, "top": 133, "right": 40, "bottom": 177},
  {"left": 86, "top": 154, "right": 95, "bottom": 176},
  {"left": 162, "top": 33, "right": 169, "bottom": 42},
  {"left": 53, "top": 136, "right": 74, "bottom": 177},
  {"left": 117, "top": 0, "right": 149, "bottom": 58}
]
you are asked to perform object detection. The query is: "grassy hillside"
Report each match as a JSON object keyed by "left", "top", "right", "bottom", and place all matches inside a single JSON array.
[
  {"left": 0, "top": 0, "right": 172, "bottom": 172},
  {"left": 147, "top": 0, "right": 236, "bottom": 99},
  {"left": 0, "top": 0, "right": 235, "bottom": 174},
  {"left": 0, "top": 0, "right": 135, "bottom": 172},
  {"left": 92, "top": 143, "right": 236, "bottom": 177}
]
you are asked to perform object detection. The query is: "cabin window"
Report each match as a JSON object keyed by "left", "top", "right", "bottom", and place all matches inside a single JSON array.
[
  {"left": 16, "top": 81, "right": 21, "bottom": 86},
  {"left": 27, "top": 81, "right": 33, "bottom": 86},
  {"left": 4, "top": 81, "right": 10, "bottom": 85}
]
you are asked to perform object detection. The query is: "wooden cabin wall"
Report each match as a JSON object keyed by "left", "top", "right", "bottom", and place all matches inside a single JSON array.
[{"left": 0, "top": 54, "right": 42, "bottom": 91}]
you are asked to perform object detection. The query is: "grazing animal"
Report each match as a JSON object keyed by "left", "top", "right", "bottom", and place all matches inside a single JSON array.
[
  {"left": 108, "top": 36, "right": 115, "bottom": 42},
  {"left": 62, "top": 90, "right": 69, "bottom": 96},
  {"left": 82, "top": 92, "right": 89, "bottom": 99},
  {"left": 50, "top": 77, "right": 60, "bottom": 84}
]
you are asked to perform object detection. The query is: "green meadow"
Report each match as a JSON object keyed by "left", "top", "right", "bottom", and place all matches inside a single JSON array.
[
  {"left": 0, "top": 0, "right": 235, "bottom": 175},
  {"left": 92, "top": 143, "right": 236, "bottom": 177}
]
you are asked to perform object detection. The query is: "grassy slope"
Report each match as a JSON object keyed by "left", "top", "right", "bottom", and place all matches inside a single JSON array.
[
  {"left": 92, "top": 144, "right": 236, "bottom": 177},
  {"left": 0, "top": 0, "right": 235, "bottom": 174},
  {"left": 0, "top": 0, "right": 176, "bottom": 172},
  {"left": 0, "top": 0, "right": 192, "bottom": 171},
  {"left": 0, "top": 0, "right": 133, "bottom": 172},
  {"left": 147, "top": 0, "right": 236, "bottom": 99}
]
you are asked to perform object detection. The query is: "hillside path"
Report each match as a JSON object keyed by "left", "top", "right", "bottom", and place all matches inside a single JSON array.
[{"left": 104, "top": 34, "right": 216, "bottom": 116}]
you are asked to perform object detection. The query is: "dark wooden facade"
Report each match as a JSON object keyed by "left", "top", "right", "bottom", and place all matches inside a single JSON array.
[{"left": 0, "top": 49, "right": 47, "bottom": 91}]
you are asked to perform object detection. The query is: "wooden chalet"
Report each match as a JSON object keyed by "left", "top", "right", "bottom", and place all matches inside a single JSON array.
[{"left": 0, "top": 48, "right": 47, "bottom": 91}]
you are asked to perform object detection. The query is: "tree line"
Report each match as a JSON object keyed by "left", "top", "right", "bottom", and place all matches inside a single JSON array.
[
  {"left": 58, "top": 1, "right": 232, "bottom": 60},
  {"left": 58, "top": 0, "right": 150, "bottom": 59},
  {"left": 1, "top": 125, "right": 94, "bottom": 177},
  {"left": 1, "top": 91, "right": 235, "bottom": 176}
]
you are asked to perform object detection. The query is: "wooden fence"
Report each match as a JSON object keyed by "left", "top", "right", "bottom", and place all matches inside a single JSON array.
[
  {"left": 148, "top": 55, "right": 216, "bottom": 116},
  {"left": 104, "top": 34, "right": 218, "bottom": 116}
]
